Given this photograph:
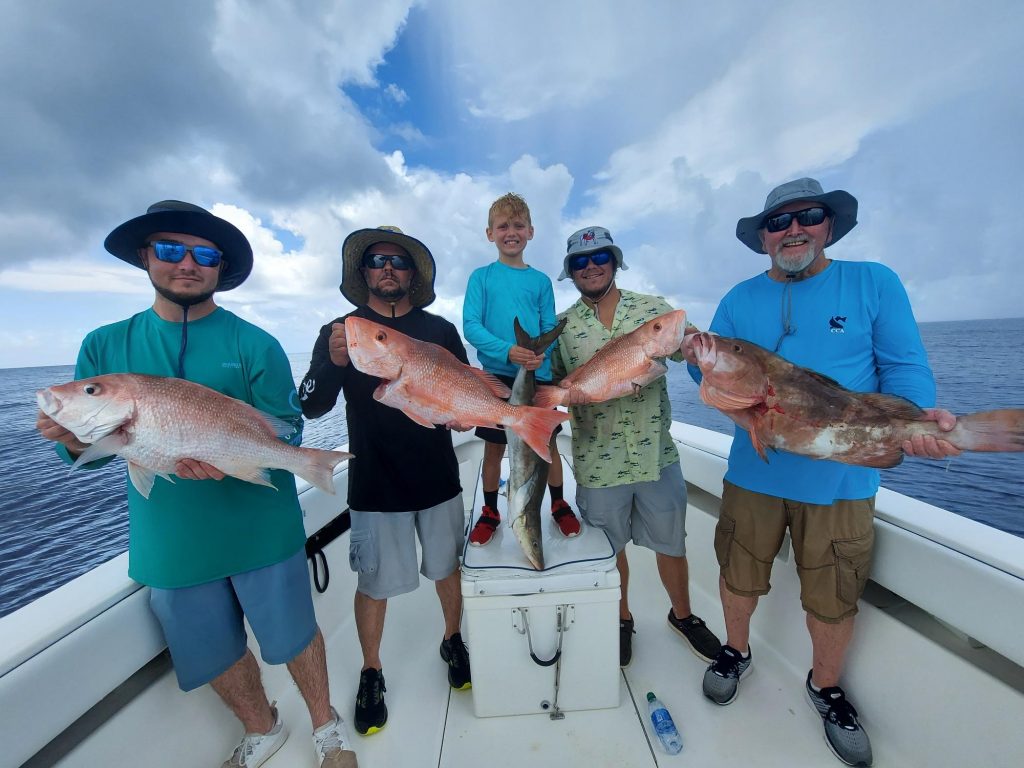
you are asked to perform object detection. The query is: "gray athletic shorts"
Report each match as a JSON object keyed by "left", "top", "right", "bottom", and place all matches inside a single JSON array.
[
  {"left": 349, "top": 494, "right": 464, "bottom": 599},
  {"left": 149, "top": 549, "right": 317, "bottom": 691},
  {"left": 575, "top": 461, "right": 687, "bottom": 556}
]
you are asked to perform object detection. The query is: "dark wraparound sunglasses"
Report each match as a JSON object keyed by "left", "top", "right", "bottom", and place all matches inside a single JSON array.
[
  {"left": 362, "top": 252, "right": 414, "bottom": 271},
  {"left": 763, "top": 207, "right": 829, "bottom": 233},
  {"left": 148, "top": 240, "right": 223, "bottom": 268},
  {"left": 568, "top": 250, "right": 613, "bottom": 272}
]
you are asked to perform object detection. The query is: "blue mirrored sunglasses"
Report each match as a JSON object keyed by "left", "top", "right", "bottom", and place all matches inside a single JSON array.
[
  {"left": 568, "top": 250, "right": 613, "bottom": 272},
  {"left": 763, "top": 207, "right": 828, "bottom": 233},
  {"left": 148, "top": 240, "right": 223, "bottom": 268},
  {"left": 362, "top": 252, "right": 414, "bottom": 271}
]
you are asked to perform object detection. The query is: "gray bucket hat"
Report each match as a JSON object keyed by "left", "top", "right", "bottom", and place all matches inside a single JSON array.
[
  {"left": 736, "top": 177, "right": 858, "bottom": 253},
  {"left": 104, "top": 200, "right": 253, "bottom": 291},
  {"left": 558, "top": 226, "right": 629, "bottom": 280},
  {"left": 340, "top": 225, "right": 436, "bottom": 308}
]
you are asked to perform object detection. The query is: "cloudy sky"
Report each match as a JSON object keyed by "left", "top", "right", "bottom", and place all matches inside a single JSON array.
[{"left": 2, "top": 0, "right": 1022, "bottom": 369}]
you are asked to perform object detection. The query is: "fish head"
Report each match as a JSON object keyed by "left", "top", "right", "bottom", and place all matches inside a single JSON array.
[
  {"left": 636, "top": 309, "right": 688, "bottom": 358},
  {"left": 693, "top": 334, "right": 772, "bottom": 409},
  {"left": 344, "top": 316, "right": 405, "bottom": 380},
  {"left": 36, "top": 374, "right": 137, "bottom": 443}
]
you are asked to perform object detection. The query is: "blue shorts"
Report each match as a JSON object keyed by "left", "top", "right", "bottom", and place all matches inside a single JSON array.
[
  {"left": 149, "top": 549, "right": 317, "bottom": 691},
  {"left": 349, "top": 494, "right": 464, "bottom": 600},
  {"left": 575, "top": 462, "right": 688, "bottom": 557}
]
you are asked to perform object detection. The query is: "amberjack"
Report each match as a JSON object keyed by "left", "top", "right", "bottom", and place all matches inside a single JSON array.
[{"left": 507, "top": 317, "right": 567, "bottom": 570}]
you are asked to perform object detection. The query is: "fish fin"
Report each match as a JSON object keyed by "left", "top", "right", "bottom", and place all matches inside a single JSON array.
[
  {"left": 226, "top": 467, "right": 278, "bottom": 490},
  {"left": 532, "top": 385, "right": 566, "bottom": 408},
  {"left": 859, "top": 392, "right": 926, "bottom": 420},
  {"left": 127, "top": 462, "right": 168, "bottom": 499},
  {"left": 802, "top": 369, "right": 845, "bottom": 390},
  {"left": 293, "top": 448, "right": 354, "bottom": 494},
  {"left": 467, "top": 367, "right": 512, "bottom": 398},
  {"left": 948, "top": 409, "right": 1024, "bottom": 452},
  {"left": 510, "top": 407, "right": 570, "bottom": 463},
  {"left": 402, "top": 410, "right": 440, "bottom": 429},
  {"left": 749, "top": 430, "right": 771, "bottom": 463},
  {"left": 256, "top": 411, "right": 300, "bottom": 441},
  {"left": 70, "top": 432, "right": 127, "bottom": 469},
  {"left": 514, "top": 316, "right": 567, "bottom": 355}
]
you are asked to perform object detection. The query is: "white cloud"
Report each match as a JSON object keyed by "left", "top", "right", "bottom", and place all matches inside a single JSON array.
[{"left": 1, "top": 0, "right": 1022, "bottom": 370}]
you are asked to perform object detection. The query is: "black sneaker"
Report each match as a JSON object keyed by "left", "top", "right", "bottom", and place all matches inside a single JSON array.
[
  {"left": 440, "top": 632, "right": 472, "bottom": 690},
  {"left": 667, "top": 609, "right": 722, "bottom": 662},
  {"left": 703, "top": 645, "right": 752, "bottom": 705},
  {"left": 619, "top": 616, "right": 635, "bottom": 667},
  {"left": 806, "top": 671, "right": 873, "bottom": 767},
  {"left": 354, "top": 667, "right": 387, "bottom": 735}
]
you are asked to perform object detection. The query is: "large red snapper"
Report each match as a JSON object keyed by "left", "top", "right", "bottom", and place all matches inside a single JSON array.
[
  {"left": 37, "top": 374, "right": 352, "bottom": 498},
  {"left": 344, "top": 316, "right": 568, "bottom": 462},
  {"left": 690, "top": 332, "right": 1024, "bottom": 467},
  {"left": 537, "top": 309, "right": 688, "bottom": 406}
]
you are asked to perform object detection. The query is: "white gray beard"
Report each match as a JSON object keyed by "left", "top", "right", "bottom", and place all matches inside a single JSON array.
[{"left": 772, "top": 244, "right": 816, "bottom": 275}]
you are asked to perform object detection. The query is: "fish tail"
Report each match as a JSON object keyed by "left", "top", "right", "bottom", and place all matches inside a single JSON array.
[
  {"left": 510, "top": 407, "right": 569, "bottom": 463},
  {"left": 950, "top": 409, "right": 1024, "bottom": 452},
  {"left": 532, "top": 385, "right": 567, "bottom": 408},
  {"left": 514, "top": 316, "right": 567, "bottom": 355},
  {"left": 294, "top": 448, "right": 354, "bottom": 494}
]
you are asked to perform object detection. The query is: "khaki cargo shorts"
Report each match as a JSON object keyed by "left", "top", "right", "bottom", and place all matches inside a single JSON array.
[{"left": 715, "top": 481, "right": 875, "bottom": 623}]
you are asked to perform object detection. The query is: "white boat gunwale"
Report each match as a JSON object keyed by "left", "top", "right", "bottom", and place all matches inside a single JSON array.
[{"left": 3, "top": 424, "right": 1023, "bottom": 768}]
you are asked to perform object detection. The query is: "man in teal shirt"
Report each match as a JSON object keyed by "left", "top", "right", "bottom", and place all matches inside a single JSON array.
[{"left": 36, "top": 201, "right": 357, "bottom": 768}]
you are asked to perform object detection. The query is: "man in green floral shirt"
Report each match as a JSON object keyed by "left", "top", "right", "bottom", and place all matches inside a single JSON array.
[{"left": 550, "top": 226, "right": 720, "bottom": 669}]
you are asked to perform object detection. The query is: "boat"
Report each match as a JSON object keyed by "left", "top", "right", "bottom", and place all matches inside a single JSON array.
[{"left": 2, "top": 424, "right": 1023, "bottom": 767}]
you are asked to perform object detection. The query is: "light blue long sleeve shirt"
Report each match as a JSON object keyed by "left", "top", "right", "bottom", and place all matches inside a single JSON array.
[
  {"left": 687, "top": 260, "right": 936, "bottom": 504},
  {"left": 462, "top": 261, "right": 557, "bottom": 381}
]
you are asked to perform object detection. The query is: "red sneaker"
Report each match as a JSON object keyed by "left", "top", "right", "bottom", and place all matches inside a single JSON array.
[
  {"left": 468, "top": 505, "right": 501, "bottom": 546},
  {"left": 551, "top": 499, "right": 581, "bottom": 537}
]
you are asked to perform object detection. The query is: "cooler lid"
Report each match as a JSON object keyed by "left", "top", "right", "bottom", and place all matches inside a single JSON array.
[{"left": 461, "top": 456, "right": 617, "bottom": 593}]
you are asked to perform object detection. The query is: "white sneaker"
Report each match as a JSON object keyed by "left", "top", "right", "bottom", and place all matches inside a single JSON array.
[
  {"left": 313, "top": 707, "right": 359, "bottom": 768},
  {"left": 221, "top": 704, "right": 289, "bottom": 767}
]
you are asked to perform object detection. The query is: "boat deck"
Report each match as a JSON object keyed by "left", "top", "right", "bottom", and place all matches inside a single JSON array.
[{"left": 13, "top": 431, "right": 1024, "bottom": 768}]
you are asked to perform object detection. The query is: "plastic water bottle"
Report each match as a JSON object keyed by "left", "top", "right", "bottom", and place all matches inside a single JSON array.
[{"left": 647, "top": 691, "right": 682, "bottom": 754}]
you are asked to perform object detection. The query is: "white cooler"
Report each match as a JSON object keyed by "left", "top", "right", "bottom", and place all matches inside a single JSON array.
[{"left": 461, "top": 459, "right": 621, "bottom": 718}]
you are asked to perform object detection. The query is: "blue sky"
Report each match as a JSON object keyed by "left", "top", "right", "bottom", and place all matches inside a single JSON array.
[{"left": 2, "top": 0, "right": 1023, "bottom": 369}]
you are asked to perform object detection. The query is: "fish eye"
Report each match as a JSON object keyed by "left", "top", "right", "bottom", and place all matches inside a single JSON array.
[
  {"left": 653, "top": 322, "right": 662, "bottom": 331},
  {"left": 732, "top": 344, "right": 742, "bottom": 353},
  {"left": 375, "top": 331, "right": 387, "bottom": 342},
  {"left": 84, "top": 383, "right": 101, "bottom": 395}
]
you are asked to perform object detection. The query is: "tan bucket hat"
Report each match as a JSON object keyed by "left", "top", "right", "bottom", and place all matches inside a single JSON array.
[{"left": 339, "top": 225, "right": 436, "bottom": 307}]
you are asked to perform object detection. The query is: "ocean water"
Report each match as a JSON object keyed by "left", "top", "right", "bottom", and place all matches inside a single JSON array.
[{"left": 1, "top": 319, "right": 1021, "bottom": 619}]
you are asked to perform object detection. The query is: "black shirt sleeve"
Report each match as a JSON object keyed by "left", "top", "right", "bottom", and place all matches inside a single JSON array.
[{"left": 298, "top": 319, "right": 348, "bottom": 419}]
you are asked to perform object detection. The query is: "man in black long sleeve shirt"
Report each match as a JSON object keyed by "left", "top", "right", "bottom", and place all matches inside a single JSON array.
[{"left": 299, "top": 226, "right": 471, "bottom": 737}]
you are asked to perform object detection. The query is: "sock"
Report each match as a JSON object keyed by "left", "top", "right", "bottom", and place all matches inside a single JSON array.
[
  {"left": 484, "top": 490, "right": 498, "bottom": 510},
  {"left": 549, "top": 484, "right": 564, "bottom": 504},
  {"left": 809, "top": 678, "right": 821, "bottom": 692}
]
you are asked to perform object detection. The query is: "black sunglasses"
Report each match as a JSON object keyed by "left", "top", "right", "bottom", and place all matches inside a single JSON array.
[
  {"left": 569, "top": 251, "right": 613, "bottom": 272},
  {"left": 362, "top": 252, "right": 414, "bottom": 271},
  {"left": 148, "top": 240, "right": 223, "bottom": 268},
  {"left": 763, "top": 207, "right": 829, "bottom": 233}
]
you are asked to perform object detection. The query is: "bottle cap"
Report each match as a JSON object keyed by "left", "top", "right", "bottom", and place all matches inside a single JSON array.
[{"left": 646, "top": 692, "right": 656, "bottom": 702}]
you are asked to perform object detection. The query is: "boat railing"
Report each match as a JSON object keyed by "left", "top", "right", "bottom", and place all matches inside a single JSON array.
[{"left": 670, "top": 422, "right": 1024, "bottom": 672}]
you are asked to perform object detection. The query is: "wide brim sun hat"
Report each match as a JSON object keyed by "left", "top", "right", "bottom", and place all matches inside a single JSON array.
[
  {"left": 104, "top": 200, "right": 253, "bottom": 291},
  {"left": 339, "top": 225, "right": 436, "bottom": 308},
  {"left": 736, "top": 177, "right": 858, "bottom": 253},
  {"left": 558, "top": 226, "right": 629, "bottom": 280}
]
